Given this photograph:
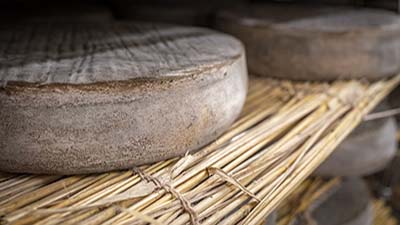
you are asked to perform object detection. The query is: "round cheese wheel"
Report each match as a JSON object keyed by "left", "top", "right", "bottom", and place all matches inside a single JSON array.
[
  {"left": 265, "top": 212, "right": 276, "bottom": 225},
  {"left": 216, "top": 3, "right": 400, "bottom": 81},
  {"left": 315, "top": 103, "right": 397, "bottom": 177},
  {"left": 0, "top": 23, "right": 248, "bottom": 174},
  {"left": 310, "top": 178, "right": 373, "bottom": 225}
]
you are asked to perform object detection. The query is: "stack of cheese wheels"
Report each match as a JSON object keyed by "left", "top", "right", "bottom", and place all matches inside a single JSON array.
[
  {"left": 216, "top": 3, "right": 400, "bottom": 81},
  {"left": 315, "top": 102, "right": 397, "bottom": 176},
  {"left": 216, "top": 2, "right": 398, "bottom": 177},
  {"left": 0, "top": 23, "right": 247, "bottom": 174},
  {"left": 293, "top": 178, "right": 373, "bottom": 225}
]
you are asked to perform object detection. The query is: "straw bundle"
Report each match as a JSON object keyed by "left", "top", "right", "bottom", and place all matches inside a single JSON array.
[{"left": 0, "top": 75, "right": 399, "bottom": 225}]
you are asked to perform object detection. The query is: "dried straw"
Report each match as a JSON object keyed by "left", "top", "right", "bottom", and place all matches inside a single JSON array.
[{"left": 1, "top": 75, "right": 399, "bottom": 225}]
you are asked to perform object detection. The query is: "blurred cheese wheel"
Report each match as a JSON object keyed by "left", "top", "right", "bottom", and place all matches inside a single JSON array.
[
  {"left": 265, "top": 212, "right": 276, "bottom": 225},
  {"left": 0, "top": 23, "right": 247, "bottom": 174},
  {"left": 216, "top": 3, "right": 400, "bottom": 80},
  {"left": 315, "top": 102, "right": 397, "bottom": 177},
  {"left": 298, "top": 178, "right": 373, "bottom": 225}
]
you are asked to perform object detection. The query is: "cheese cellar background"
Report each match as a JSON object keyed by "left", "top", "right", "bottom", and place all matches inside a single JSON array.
[{"left": 1, "top": 0, "right": 400, "bottom": 224}]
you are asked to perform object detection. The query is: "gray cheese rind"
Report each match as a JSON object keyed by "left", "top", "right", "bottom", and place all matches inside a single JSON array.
[{"left": 0, "top": 23, "right": 248, "bottom": 174}]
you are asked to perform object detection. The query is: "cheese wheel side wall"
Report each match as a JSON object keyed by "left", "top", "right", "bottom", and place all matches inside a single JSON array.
[
  {"left": 216, "top": 14, "right": 400, "bottom": 81},
  {"left": 0, "top": 54, "right": 248, "bottom": 174}
]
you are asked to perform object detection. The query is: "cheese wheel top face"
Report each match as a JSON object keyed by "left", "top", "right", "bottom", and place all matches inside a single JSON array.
[
  {"left": 219, "top": 4, "right": 400, "bottom": 33},
  {"left": 0, "top": 23, "right": 243, "bottom": 85}
]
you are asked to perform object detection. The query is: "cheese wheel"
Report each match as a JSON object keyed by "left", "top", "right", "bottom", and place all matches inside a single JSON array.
[
  {"left": 315, "top": 102, "right": 397, "bottom": 177},
  {"left": 216, "top": 3, "right": 400, "bottom": 80},
  {"left": 0, "top": 23, "right": 248, "bottom": 174},
  {"left": 308, "top": 178, "right": 373, "bottom": 225},
  {"left": 371, "top": 155, "right": 400, "bottom": 211},
  {"left": 265, "top": 212, "right": 276, "bottom": 225}
]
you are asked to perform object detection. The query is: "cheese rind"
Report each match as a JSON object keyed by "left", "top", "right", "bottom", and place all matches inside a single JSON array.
[
  {"left": 0, "top": 23, "right": 248, "bottom": 174},
  {"left": 217, "top": 4, "right": 400, "bottom": 80}
]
